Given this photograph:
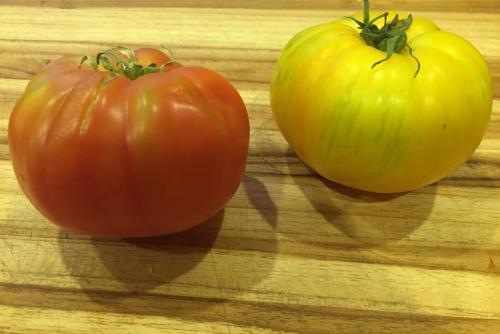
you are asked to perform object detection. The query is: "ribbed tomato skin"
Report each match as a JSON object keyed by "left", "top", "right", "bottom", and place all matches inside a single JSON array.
[
  {"left": 9, "top": 48, "right": 249, "bottom": 237},
  {"left": 270, "top": 12, "right": 492, "bottom": 193}
]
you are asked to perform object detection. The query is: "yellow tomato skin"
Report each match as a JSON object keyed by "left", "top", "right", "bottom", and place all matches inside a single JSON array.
[{"left": 270, "top": 12, "right": 492, "bottom": 193}]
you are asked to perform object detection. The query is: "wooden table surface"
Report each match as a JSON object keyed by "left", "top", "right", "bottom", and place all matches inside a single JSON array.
[{"left": 1, "top": 1, "right": 500, "bottom": 333}]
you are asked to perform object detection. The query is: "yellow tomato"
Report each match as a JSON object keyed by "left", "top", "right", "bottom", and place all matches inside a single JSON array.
[{"left": 270, "top": 6, "right": 492, "bottom": 193}]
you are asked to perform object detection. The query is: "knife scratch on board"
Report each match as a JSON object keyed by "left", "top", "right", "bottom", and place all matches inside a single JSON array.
[{"left": 489, "top": 257, "right": 496, "bottom": 269}]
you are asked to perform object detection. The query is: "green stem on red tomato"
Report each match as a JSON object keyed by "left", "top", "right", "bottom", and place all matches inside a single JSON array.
[
  {"left": 347, "top": 0, "right": 421, "bottom": 77},
  {"left": 79, "top": 46, "right": 174, "bottom": 80}
]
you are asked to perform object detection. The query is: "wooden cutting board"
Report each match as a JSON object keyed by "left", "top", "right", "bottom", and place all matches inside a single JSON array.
[{"left": 0, "top": 1, "right": 499, "bottom": 333}]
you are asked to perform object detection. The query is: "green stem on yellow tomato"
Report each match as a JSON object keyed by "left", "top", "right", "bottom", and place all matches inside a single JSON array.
[
  {"left": 347, "top": 0, "right": 421, "bottom": 77},
  {"left": 79, "top": 46, "right": 174, "bottom": 80}
]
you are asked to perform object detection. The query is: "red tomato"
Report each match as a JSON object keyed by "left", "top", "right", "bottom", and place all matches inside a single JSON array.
[{"left": 8, "top": 47, "right": 249, "bottom": 237}]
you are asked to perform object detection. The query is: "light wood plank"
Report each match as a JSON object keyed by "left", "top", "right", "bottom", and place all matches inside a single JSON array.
[{"left": 2, "top": 0, "right": 500, "bottom": 13}]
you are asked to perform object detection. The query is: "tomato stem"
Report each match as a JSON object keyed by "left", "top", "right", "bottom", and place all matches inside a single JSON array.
[
  {"left": 347, "top": 0, "right": 421, "bottom": 77},
  {"left": 79, "top": 46, "right": 175, "bottom": 80}
]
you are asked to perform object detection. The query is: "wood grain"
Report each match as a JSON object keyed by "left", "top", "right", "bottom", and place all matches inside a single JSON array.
[
  {"left": 1, "top": 1, "right": 500, "bottom": 333},
  {"left": 3, "top": 0, "right": 500, "bottom": 12}
]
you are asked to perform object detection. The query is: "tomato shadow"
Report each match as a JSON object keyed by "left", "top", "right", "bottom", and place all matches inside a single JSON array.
[
  {"left": 285, "top": 147, "right": 437, "bottom": 248},
  {"left": 57, "top": 173, "right": 280, "bottom": 323},
  {"left": 243, "top": 175, "right": 278, "bottom": 228},
  {"left": 58, "top": 210, "right": 224, "bottom": 303}
]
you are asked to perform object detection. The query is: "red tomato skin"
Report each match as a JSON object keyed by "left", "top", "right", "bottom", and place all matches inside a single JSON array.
[{"left": 9, "top": 48, "right": 249, "bottom": 237}]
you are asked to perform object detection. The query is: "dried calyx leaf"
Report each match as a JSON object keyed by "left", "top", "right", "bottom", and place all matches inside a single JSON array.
[
  {"left": 79, "top": 46, "right": 175, "bottom": 80},
  {"left": 347, "top": 0, "right": 421, "bottom": 77}
]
